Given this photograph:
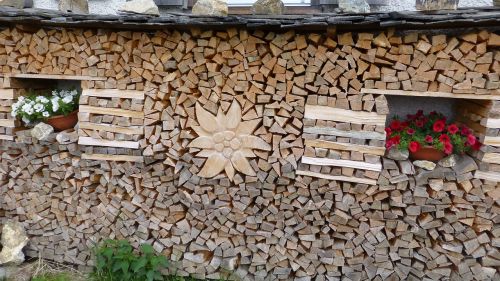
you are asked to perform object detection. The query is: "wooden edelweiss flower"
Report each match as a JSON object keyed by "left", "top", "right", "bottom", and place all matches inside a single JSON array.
[{"left": 189, "top": 101, "right": 271, "bottom": 181}]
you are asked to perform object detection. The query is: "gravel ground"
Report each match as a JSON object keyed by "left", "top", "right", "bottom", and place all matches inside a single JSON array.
[{"left": 32, "top": 0, "right": 494, "bottom": 15}]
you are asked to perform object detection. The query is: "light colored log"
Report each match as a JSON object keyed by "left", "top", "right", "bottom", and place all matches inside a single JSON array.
[
  {"left": 79, "top": 105, "right": 144, "bottom": 119},
  {"left": 0, "top": 134, "right": 14, "bottom": 140},
  {"left": 305, "top": 139, "right": 385, "bottom": 156},
  {"left": 296, "top": 170, "right": 377, "bottom": 185},
  {"left": 0, "top": 119, "right": 15, "bottom": 128},
  {"left": 481, "top": 153, "right": 500, "bottom": 164},
  {"left": 361, "top": 88, "right": 500, "bottom": 100},
  {"left": 305, "top": 105, "right": 386, "bottom": 126},
  {"left": 474, "top": 170, "right": 500, "bottom": 182},
  {"left": 82, "top": 153, "right": 144, "bottom": 162},
  {"left": 481, "top": 136, "right": 500, "bottom": 146},
  {"left": 0, "top": 89, "right": 16, "bottom": 99},
  {"left": 0, "top": 73, "right": 106, "bottom": 81},
  {"left": 82, "top": 89, "right": 144, "bottom": 100},
  {"left": 481, "top": 118, "right": 500, "bottom": 129},
  {"left": 301, "top": 156, "right": 382, "bottom": 171},
  {"left": 79, "top": 122, "right": 143, "bottom": 135},
  {"left": 304, "top": 126, "right": 386, "bottom": 140},
  {"left": 78, "top": 137, "right": 139, "bottom": 149}
]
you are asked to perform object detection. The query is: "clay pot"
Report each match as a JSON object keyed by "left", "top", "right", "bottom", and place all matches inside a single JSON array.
[
  {"left": 409, "top": 146, "right": 446, "bottom": 162},
  {"left": 46, "top": 110, "right": 78, "bottom": 131}
]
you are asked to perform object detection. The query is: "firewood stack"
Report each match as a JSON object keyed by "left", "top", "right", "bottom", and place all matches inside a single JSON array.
[
  {"left": 0, "top": 25, "right": 498, "bottom": 280},
  {"left": 77, "top": 89, "right": 145, "bottom": 163}
]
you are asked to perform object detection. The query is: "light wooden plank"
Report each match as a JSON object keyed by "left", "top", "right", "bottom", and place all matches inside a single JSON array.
[
  {"left": 79, "top": 122, "right": 143, "bottom": 135},
  {"left": 474, "top": 170, "right": 500, "bottom": 182},
  {"left": 0, "top": 73, "right": 106, "bottom": 81},
  {"left": 301, "top": 156, "right": 382, "bottom": 171},
  {"left": 0, "top": 134, "right": 14, "bottom": 141},
  {"left": 481, "top": 136, "right": 500, "bottom": 146},
  {"left": 481, "top": 153, "right": 500, "bottom": 164},
  {"left": 0, "top": 89, "right": 15, "bottom": 99},
  {"left": 305, "top": 105, "right": 386, "bottom": 126},
  {"left": 82, "top": 153, "right": 144, "bottom": 163},
  {"left": 0, "top": 119, "right": 15, "bottom": 128},
  {"left": 82, "top": 89, "right": 145, "bottom": 100},
  {"left": 78, "top": 137, "right": 139, "bottom": 149},
  {"left": 79, "top": 105, "right": 144, "bottom": 119},
  {"left": 305, "top": 139, "right": 385, "bottom": 156},
  {"left": 482, "top": 118, "right": 500, "bottom": 129},
  {"left": 296, "top": 170, "right": 377, "bottom": 185},
  {"left": 304, "top": 126, "right": 386, "bottom": 140},
  {"left": 361, "top": 88, "right": 500, "bottom": 100}
]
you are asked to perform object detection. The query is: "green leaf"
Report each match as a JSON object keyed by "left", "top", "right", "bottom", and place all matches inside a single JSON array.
[
  {"left": 141, "top": 244, "right": 154, "bottom": 255},
  {"left": 131, "top": 257, "right": 147, "bottom": 272}
]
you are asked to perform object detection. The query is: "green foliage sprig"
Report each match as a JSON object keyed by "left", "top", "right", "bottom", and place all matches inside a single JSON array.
[{"left": 91, "top": 239, "right": 168, "bottom": 281}]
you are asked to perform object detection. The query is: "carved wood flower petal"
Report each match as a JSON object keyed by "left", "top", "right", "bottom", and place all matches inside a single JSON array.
[{"left": 190, "top": 101, "right": 271, "bottom": 181}]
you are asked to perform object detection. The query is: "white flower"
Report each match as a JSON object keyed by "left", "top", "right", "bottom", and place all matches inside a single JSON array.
[
  {"left": 34, "top": 104, "right": 44, "bottom": 112},
  {"left": 70, "top": 90, "right": 78, "bottom": 96},
  {"left": 25, "top": 108, "right": 34, "bottom": 115},
  {"left": 42, "top": 111, "right": 50, "bottom": 118},
  {"left": 62, "top": 96, "right": 73, "bottom": 104},
  {"left": 22, "top": 117, "right": 30, "bottom": 124},
  {"left": 11, "top": 110, "right": 17, "bottom": 117},
  {"left": 18, "top": 96, "right": 25, "bottom": 102},
  {"left": 21, "top": 103, "right": 32, "bottom": 112},
  {"left": 51, "top": 97, "right": 60, "bottom": 112}
]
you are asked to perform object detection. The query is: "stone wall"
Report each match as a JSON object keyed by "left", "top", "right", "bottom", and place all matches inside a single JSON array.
[{"left": 0, "top": 25, "right": 499, "bottom": 280}]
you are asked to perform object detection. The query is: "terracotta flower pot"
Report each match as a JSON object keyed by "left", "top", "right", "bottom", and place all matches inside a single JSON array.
[
  {"left": 409, "top": 146, "right": 446, "bottom": 162},
  {"left": 46, "top": 110, "right": 78, "bottom": 131}
]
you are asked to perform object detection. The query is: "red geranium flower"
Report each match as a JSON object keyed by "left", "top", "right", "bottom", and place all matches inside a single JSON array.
[
  {"left": 401, "top": 121, "right": 409, "bottom": 128},
  {"left": 386, "top": 139, "right": 394, "bottom": 149},
  {"left": 467, "top": 134, "right": 476, "bottom": 146},
  {"left": 433, "top": 119, "right": 446, "bottom": 133},
  {"left": 439, "top": 134, "right": 450, "bottom": 143},
  {"left": 407, "top": 128, "right": 415, "bottom": 135},
  {"left": 390, "top": 135, "right": 401, "bottom": 145},
  {"left": 425, "top": 135, "right": 433, "bottom": 143},
  {"left": 385, "top": 127, "right": 392, "bottom": 135},
  {"left": 390, "top": 120, "right": 401, "bottom": 131},
  {"left": 407, "top": 114, "right": 416, "bottom": 120},
  {"left": 461, "top": 126, "right": 471, "bottom": 136},
  {"left": 409, "top": 141, "right": 420, "bottom": 153},
  {"left": 416, "top": 110, "right": 424, "bottom": 117},
  {"left": 416, "top": 119, "right": 424, "bottom": 128},
  {"left": 444, "top": 142, "right": 453, "bottom": 154},
  {"left": 447, "top": 124, "right": 459, "bottom": 135},
  {"left": 472, "top": 141, "right": 482, "bottom": 151}
]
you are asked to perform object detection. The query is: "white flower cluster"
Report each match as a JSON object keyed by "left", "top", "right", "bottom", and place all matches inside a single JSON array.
[{"left": 11, "top": 89, "right": 79, "bottom": 125}]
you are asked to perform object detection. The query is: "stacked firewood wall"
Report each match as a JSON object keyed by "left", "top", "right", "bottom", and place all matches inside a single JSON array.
[{"left": 0, "top": 25, "right": 499, "bottom": 280}]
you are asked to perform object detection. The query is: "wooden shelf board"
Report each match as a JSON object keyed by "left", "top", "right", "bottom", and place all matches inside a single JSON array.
[
  {"left": 301, "top": 156, "right": 382, "bottom": 172},
  {"left": 82, "top": 89, "right": 145, "bottom": 100},
  {"left": 305, "top": 105, "right": 386, "bottom": 126},
  {"left": 361, "top": 88, "right": 500, "bottom": 100},
  {"left": 82, "top": 153, "right": 144, "bottom": 163},
  {"left": 305, "top": 139, "right": 386, "bottom": 156},
  {"left": 78, "top": 137, "right": 139, "bottom": 149},
  {"left": 296, "top": 170, "right": 377, "bottom": 185},
  {"left": 0, "top": 73, "right": 106, "bottom": 81},
  {"left": 0, "top": 134, "right": 14, "bottom": 141}
]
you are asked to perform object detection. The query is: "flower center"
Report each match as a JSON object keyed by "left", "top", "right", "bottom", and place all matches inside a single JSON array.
[
  {"left": 223, "top": 147, "right": 233, "bottom": 158},
  {"left": 230, "top": 138, "right": 241, "bottom": 150},
  {"left": 215, "top": 143, "right": 224, "bottom": 152},
  {"left": 214, "top": 132, "right": 225, "bottom": 143}
]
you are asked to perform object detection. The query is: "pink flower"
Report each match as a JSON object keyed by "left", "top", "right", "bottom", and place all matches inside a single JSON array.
[
  {"left": 416, "top": 119, "right": 424, "bottom": 128},
  {"left": 439, "top": 134, "right": 450, "bottom": 144},
  {"left": 447, "top": 124, "right": 459, "bottom": 135},
  {"left": 467, "top": 134, "right": 476, "bottom": 146},
  {"left": 407, "top": 128, "right": 415, "bottom": 135},
  {"left": 390, "top": 120, "right": 401, "bottom": 131},
  {"left": 425, "top": 135, "right": 433, "bottom": 143},
  {"left": 385, "top": 127, "right": 392, "bottom": 135},
  {"left": 409, "top": 141, "right": 421, "bottom": 153},
  {"left": 433, "top": 120, "right": 446, "bottom": 133},
  {"left": 444, "top": 142, "right": 453, "bottom": 155}
]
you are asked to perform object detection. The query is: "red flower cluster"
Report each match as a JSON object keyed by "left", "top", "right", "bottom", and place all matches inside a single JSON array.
[{"left": 386, "top": 110, "right": 481, "bottom": 155}]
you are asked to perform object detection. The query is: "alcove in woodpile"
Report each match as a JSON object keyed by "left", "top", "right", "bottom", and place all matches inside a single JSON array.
[
  {"left": 363, "top": 88, "right": 500, "bottom": 182},
  {"left": 0, "top": 74, "right": 88, "bottom": 140}
]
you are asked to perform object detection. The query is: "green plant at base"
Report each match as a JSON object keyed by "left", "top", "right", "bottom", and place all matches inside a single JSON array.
[{"left": 91, "top": 239, "right": 168, "bottom": 281}]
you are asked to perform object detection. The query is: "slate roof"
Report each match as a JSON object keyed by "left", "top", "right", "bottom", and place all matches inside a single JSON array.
[{"left": 0, "top": 6, "right": 499, "bottom": 31}]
